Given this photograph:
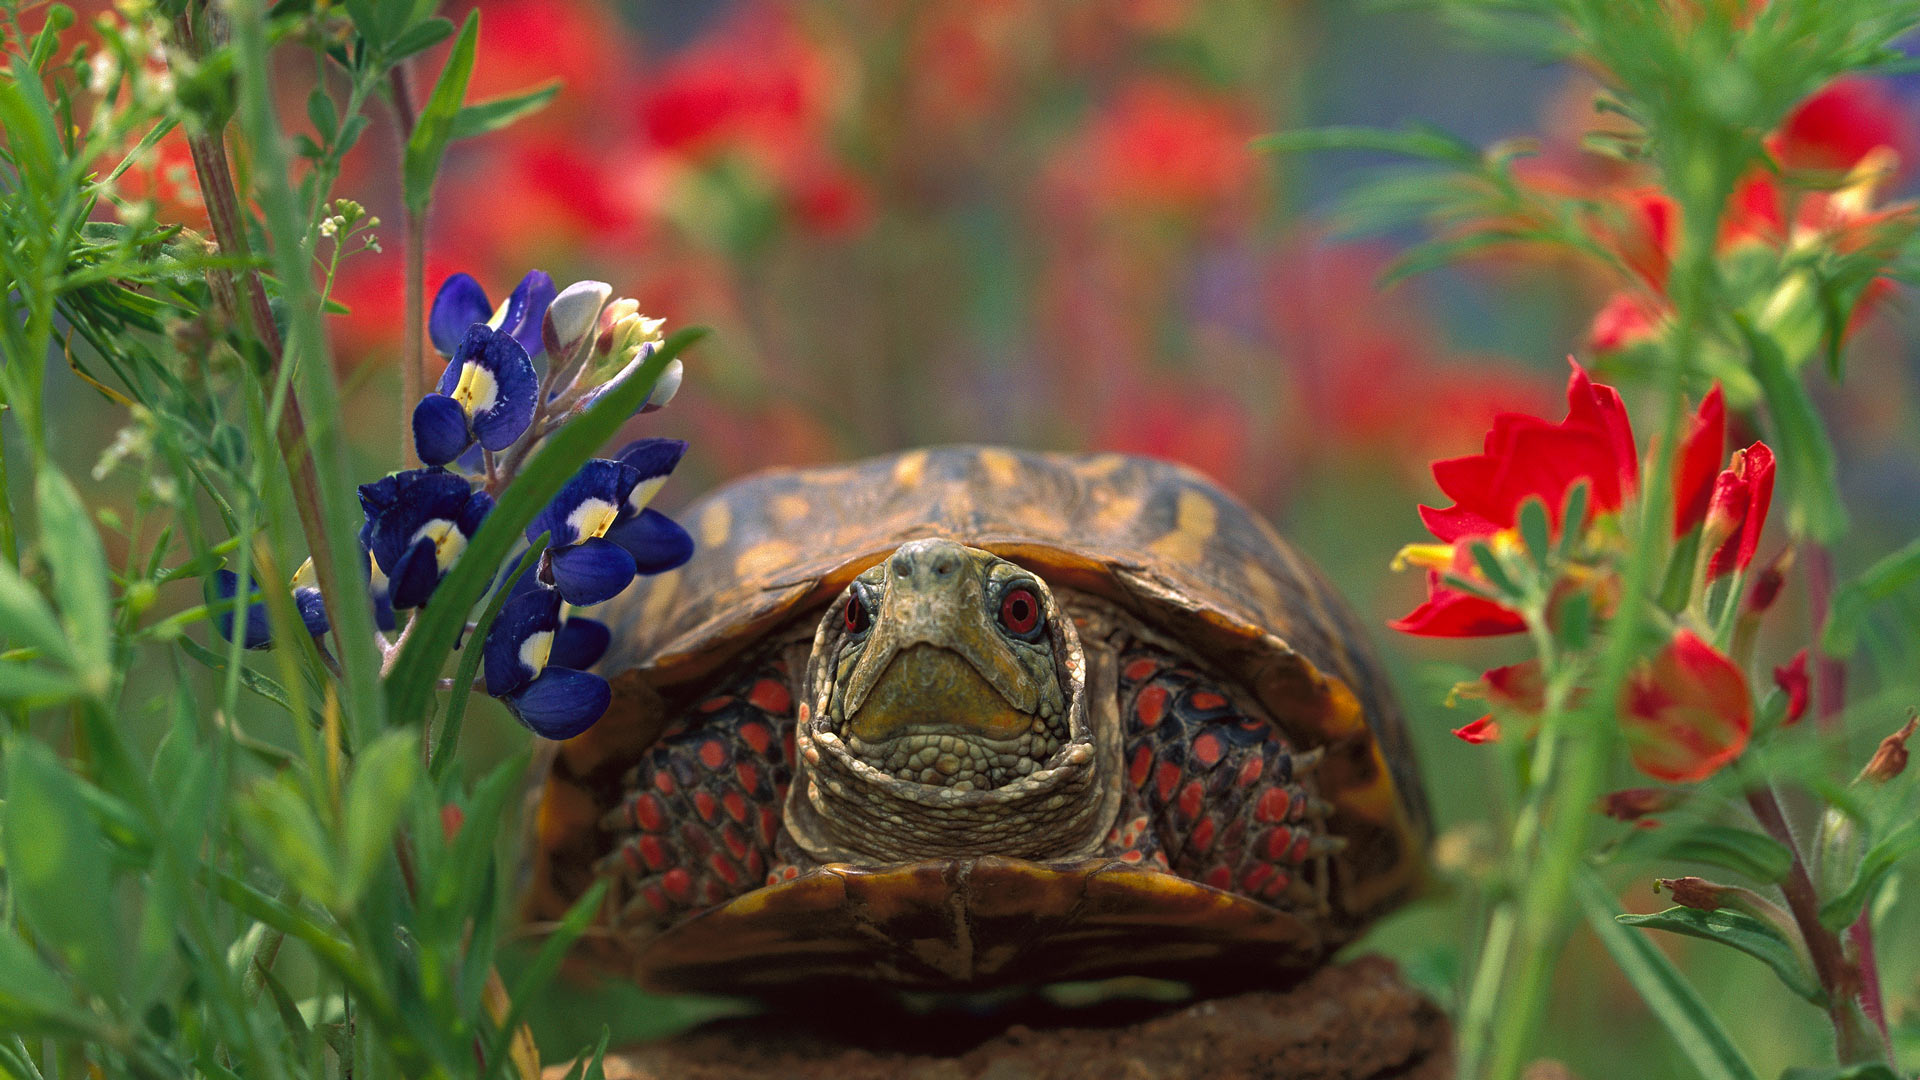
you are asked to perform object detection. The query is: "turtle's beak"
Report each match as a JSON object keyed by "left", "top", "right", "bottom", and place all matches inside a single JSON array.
[{"left": 840, "top": 540, "right": 1043, "bottom": 741}]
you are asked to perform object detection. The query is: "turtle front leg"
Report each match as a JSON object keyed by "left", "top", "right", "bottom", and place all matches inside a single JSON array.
[
  {"left": 601, "top": 652, "right": 799, "bottom": 928},
  {"left": 1109, "top": 644, "right": 1340, "bottom": 911}
]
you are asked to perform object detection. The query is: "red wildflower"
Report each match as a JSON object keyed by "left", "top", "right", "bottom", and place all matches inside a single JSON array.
[
  {"left": 1453, "top": 716, "right": 1501, "bottom": 745},
  {"left": 1672, "top": 385, "right": 1725, "bottom": 536},
  {"left": 1703, "top": 442, "right": 1776, "bottom": 579},
  {"left": 1620, "top": 630, "right": 1752, "bottom": 783},
  {"left": 1588, "top": 290, "right": 1667, "bottom": 353},
  {"left": 1773, "top": 650, "right": 1809, "bottom": 726},
  {"left": 1060, "top": 79, "right": 1258, "bottom": 216},
  {"left": 1391, "top": 359, "right": 1640, "bottom": 638},
  {"left": 1773, "top": 78, "right": 1915, "bottom": 182}
]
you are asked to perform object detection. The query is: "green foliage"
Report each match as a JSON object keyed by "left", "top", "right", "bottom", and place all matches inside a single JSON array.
[
  {"left": 1618, "top": 906, "right": 1825, "bottom": 1006},
  {"left": 0, "top": 0, "right": 656, "bottom": 1074}
]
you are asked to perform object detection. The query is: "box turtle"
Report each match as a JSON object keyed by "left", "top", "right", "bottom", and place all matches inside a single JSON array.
[{"left": 526, "top": 446, "right": 1429, "bottom": 993}]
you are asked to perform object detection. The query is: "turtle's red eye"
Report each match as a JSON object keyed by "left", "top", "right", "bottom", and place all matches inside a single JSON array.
[
  {"left": 998, "top": 587, "right": 1042, "bottom": 637},
  {"left": 843, "top": 594, "right": 871, "bottom": 633}
]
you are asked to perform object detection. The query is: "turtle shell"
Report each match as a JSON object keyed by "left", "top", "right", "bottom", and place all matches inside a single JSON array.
[{"left": 527, "top": 446, "right": 1429, "bottom": 985}]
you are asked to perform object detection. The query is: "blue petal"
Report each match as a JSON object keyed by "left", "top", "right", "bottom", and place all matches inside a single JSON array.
[
  {"left": 454, "top": 442, "right": 486, "bottom": 474},
  {"left": 455, "top": 327, "right": 539, "bottom": 451},
  {"left": 483, "top": 586, "right": 563, "bottom": 697},
  {"left": 388, "top": 537, "right": 443, "bottom": 611},
  {"left": 504, "top": 668, "right": 611, "bottom": 740},
  {"left": 605, "top": 508, "right": 694, "bottom": 575},
  {"left": 550, "top": 617, "right": 611, "bottom": 671},
  {"left": 527, "top": 459, "right": 639, "bottom": 547},
  {"left": 412, "top": 393, "right": 472, "bottom": 467},
  {"left": 429, "top": 273, "right": 492, "bottom": 357},
  {"left": 213, "top": 570, "right": 272, "bottom": 649},
  {"left": 295, "top": 586, "right": 330, "bottom": 637},
  {"left": 614, "top": 437, "right": 688, "bottom": 480},
  {"left": 496, "top": 270, "right": 557, "bottom": 357},
  {"left": 548, "top": 537, "right": 636, "bottom": 606},
  {"left": 365, "top": 468, "right": 474, "bottom": 574},
  {"left": 372, "top": 587, "right": 396, "bottom": 633},
  {"left": 459, "top": 489, "right": 495, "bottom": 539}
]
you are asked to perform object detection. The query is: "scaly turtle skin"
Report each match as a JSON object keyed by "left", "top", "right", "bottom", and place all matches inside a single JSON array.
[{"left": 526, "top": 446, "right": 1428, "bottom": 993}]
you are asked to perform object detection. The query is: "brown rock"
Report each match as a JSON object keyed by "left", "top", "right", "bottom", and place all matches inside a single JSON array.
[{"left": 548, "top": 956, "right": 1452, "bottom": 1080}]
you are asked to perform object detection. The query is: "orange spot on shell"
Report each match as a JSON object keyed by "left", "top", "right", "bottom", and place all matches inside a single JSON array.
[
  {"left": 693, "top": 791, "right": 718, "bottom": 823},
  {"left": 722, "top": 791, "right": 749, "bottom": 823},
  {"left": 1190, "top": 691, "right": 1227, "bottom": 711},
  {"left": 748, "top": 678, "right": 792, "bottom": 715},
  {"left": 1204, "top": 865, "right": 1233, "bottom": 890},
  {"left": 1264, "top": 826, "right": 1294, "bottom": 860},
  {"left": 1177, "top": 780, "right": 1205, "bottom": 820},
  {"left": 698, "top": 696, "right": 734, "bottom": 713},
  {"left": 1256, "top": 788, "right": 1291, "bottom": 823},
  {"left": 662, "top": 868, "right": 693, "bottom": 903},
  {"left": 1190, "top": 816, "right": 1216, "bottom": 854},
  {"left": 1124, "top": 658, "right": 1159, "bottom": 682},
  {"left": 1118, "top": 849, "right": 1144, "bottom": 864},
  {"left": 699, "top": 739, "right": 728, "bottom": 770},
  {"left": 1136, "top": 686, "right": 1168, "bottom": 728},
  {"left": 740, "top": 722, "right": 773, "bottom": 756},
  {"left": 1241, "top": 863, "right": 1274, "bottom": 893},
  {"left": 1154, "top": 761, "right": 1181, "bottom": 802},
  {"left": 720, "top": 825, "right": 750, "bottom": 862},
  {"left": 1129, "top": 745, "right": 1153, "bottom": 788},
  {"left": 736, "top": 762, "right": 761, "bottom": 793},
  {"left": 1192, "top": 733, "right": 1224, "bottom": 767},
  {"left": 630, "top": 794, "right": 665, "bottom": 833},
  {"left": 653, "top": 770, "right": 676, "bottom": 795},
  {"left": 1236, "top": 757, "right": 1263, "bottom": 788}
]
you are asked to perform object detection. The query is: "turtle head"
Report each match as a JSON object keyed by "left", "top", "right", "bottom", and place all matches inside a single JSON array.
[
  {"left": 832, "top": 538, "right": 1068, "bottom": 786},
  {"left": 790, "top": 539, "right": 1115, "bottom": 862}
]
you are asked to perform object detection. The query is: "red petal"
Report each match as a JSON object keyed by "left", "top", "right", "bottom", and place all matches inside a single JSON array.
[
  {"left": 1389, "top": 576, "right": 1527, "bottom": 638},
  {"left": 1774, "top": 649, "right": 1810, "bottom": 726},
  {"left": 1418, "top": 503, "right": 1502, "bottom": 544},
  {"left": 1483, "top": 660, "right": 1547, "bottom": 712},
  {"left": 1565, "top": 359, "right": 1639, "bottom": 493},
  {"left": 1453, "top": 716, "right": 1501, "bottom": 744},
  {"left": 1735, "top": 442, "right": 1775, "bottom": 572},
  {"left": 1673, "top": 385, "right": 1725, "bottom": 536}
]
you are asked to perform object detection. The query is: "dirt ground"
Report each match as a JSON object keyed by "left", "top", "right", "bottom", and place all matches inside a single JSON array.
[{"left": 551, "top": 956, "right": 1453, "bottom": 1080}]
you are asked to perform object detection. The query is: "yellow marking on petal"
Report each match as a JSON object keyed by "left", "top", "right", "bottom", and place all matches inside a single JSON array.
[
  {"left": 368, "top": 550, "right": 389, "bottom": 590},
  {"left": 451, "top": 361, "right": 500, "bottom": 417},
  {"left": 520, "top": 629, "right": 554, "bottom": 676},
  {"left": 700, "top": 501, "right": 732, "bottom": 547},
  {"left": 1391, "top": 543, "right": 1454, "bottom": 573},
  {"left": 978, "top": 448, "right": 1020, "bottom": 487},
  {"left": 626, "top": 476, "right": 668, "bottom": 516},
  {"left": 892, "top": 449, "right": 928, "bottom": 489},
  {"left": 567, "top": 498, "right": 621, "bottom": 542},
  {"left": 770, "top": 494, "right": 811, "bottom": 523},
  {"left": 486, "top": 296, "right": 513, "bottom": 330},
  {"left": 408, "top": 519, "right": 469, "bottom": 572},
  {"left": 1148, "top": 489, "right": 1217, "bottom": 563},
  {"left": 292, "top": 557, "right": 319, "bottom": 589},
  {"left": 735, "top": 540, "right": 798, "bottom": 581}
]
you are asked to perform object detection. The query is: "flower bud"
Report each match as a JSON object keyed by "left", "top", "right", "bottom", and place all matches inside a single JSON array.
[
  {"left": 1598, "top": 787, "right": 1679, "bottom": 822},
  {"left": 1620, "top": 630, "right": 1752, "bottom": 783},
  {"left": 1860, "top": 712, "right": 1916, "bottom": 785},
  {"left": 1743, "top": 547, "right": 1793, "bottom": 616},
  {"left": 1703, "top": 443, "right": 1776, "bottom": 580},
  {"left": 1657, "top": 876, "right": 1731, "bottom": 911},
  {"left": 542, "top": 280, "right": 611, "bottom": 367}
]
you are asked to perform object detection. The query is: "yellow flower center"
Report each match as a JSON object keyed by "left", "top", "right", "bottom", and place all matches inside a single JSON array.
[
  {"left": 411, "top": 518, "right": 469, "bottom": 572},
  {"left": 566, "top": 497, "right": 620, "bottom": 542},
  {"left": 451, "top": 361, "right": 500, "bottom": 417}
]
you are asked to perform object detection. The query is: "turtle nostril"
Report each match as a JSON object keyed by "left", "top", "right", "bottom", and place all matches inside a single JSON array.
[{"left": 930, "top": 556, "right": 958, "bottom": 578}]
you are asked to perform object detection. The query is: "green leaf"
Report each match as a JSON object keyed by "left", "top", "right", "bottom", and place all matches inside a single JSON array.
[
  {"left": 1517, "top": 496, "right": 1552, "bottom": 573},
  {"left": 1556, "top": 480, "right": 1590, "bottom": 562},
  {"left": 1576, "top": 870, "right": 1762, "bottom": 1080},
  {"left": 1780, "top": 1067, "right": 1900, "bottom": 1080},
  {"left": 402, "top": 10, "right": 480, "bottom": 214},
  {"left": 2, "top": 740, "right": 118, "bottom": 996},
  {"left": 306, "top": 86, "right": 337, "bottom": 143},
  {"left": 1739, "top": 316, "right": 1846, "bottom": 544},
  {"left": 385, "top": 16, "right": 456, "bottom": 61},
  {"left": 176, "top": 634, "right": 320, "bottom": 727},
  {"left": 450, "top": 82, "right": 560, "bottom": 141},
  {"left": 339, "top": 729, "right": 421, "bottom": 909},
  {"left": 0, "top": 930, "right": 85, "bottom": 1036},
  {"left": 35, "top": 468, "right": 113, "bottom": 696},
  {"left": 1251, "top": 123, "right": 1483, "bottom": 168},
  {"left": 1613, "top": 823, "right": 1795, "bottom": 884},
  {"left": 385, "top": 327, "right": 707, "bottom": 726},
  {"left": 1468, "top": 541, "right": 1520, "bottom": 598},
  {"left": 431, "top": 539, "right": 546, "bottom": 781},
  {"left": 0, "top": 662, "right": 80, "bottom": 706},
  {"left": 1821, "top": 535, "right": 1920, "bottom": 657},
  {"left": 485, "top": 880, "right": 609, "bottom": 1077},
  {"left": 236, "top": 775, "right": 339, "bottom": 906},
  {"left": 1617, "top": 906, "right": 1824, "bottom": 1005},
  {"left": 0, "top": 558, "right": 70, "bottom": 664},
  {"left": 1819, "top": 820, "right": 1920, "bottom": 931}
]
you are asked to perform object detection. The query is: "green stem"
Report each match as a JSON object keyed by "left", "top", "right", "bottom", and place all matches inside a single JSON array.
[{"left": 391, "top": 63, "right": 425, "bottom": 469}]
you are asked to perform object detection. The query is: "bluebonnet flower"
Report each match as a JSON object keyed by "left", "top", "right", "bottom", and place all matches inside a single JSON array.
[
  {"left": 569, "top": 299, "right": 682, "bottom": 417},
  {"left": 212, "top": 561, "right": 331, "bottom": 648},
  {"left": 212, "top": 570, "right": 272, "bottom": 650},
  {"left": 482, "top": 585, "right": 612, "bottom": 739},
  {"left": 359, "top": 468, "right": 493, "bottom": 611},
  {"left": 292, "top": 558, "right": 330, "bottom": 637},
  {"left": 526, "top": 440, "right": 693, "bottom": 605},
  {"left": 413, "top": 324, "right": 540, "bottom": 467},
  {"left": 428, "top": 270, "right": 555, "bottom": 359}
]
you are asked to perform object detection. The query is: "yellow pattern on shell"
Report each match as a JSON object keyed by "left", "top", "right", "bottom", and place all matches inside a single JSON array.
[
  {"left": 1148, "top": 489, "right": 1218, "bottom": 563},
  {"left": 700, "top": 501, "right": 732, "bottom": 547},
  {"left": 977, "top": 448, "right": 1020, "bottom": 487}
]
